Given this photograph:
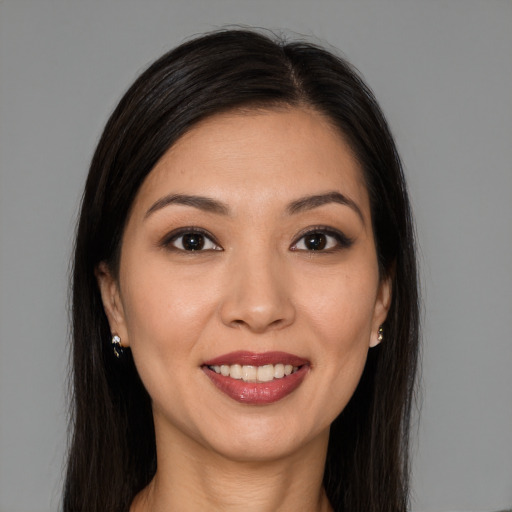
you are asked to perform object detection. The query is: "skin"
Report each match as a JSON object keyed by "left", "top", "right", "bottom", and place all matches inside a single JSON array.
[{"left": 97, "top": 107, "right": 391, "bottom": 512}]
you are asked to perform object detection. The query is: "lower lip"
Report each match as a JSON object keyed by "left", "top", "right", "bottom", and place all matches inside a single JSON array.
[{"left": 202, "top": 365, "right": 309, "bottom": 405}]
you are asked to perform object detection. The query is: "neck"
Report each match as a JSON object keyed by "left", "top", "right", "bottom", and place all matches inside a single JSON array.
[{"left": 131, "top": 422, "right": 333, "bottom": 512}]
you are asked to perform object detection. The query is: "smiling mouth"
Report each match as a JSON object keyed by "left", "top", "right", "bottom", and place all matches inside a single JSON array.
[
  {"left": 207, "top": 363, "right": 300, "bottom": 383},
  {"left": 202, "top": 351, "right": 310, "bottom": 404}
]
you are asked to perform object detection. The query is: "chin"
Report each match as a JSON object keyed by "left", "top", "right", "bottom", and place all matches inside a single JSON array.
[{"left": 198, "top": 415, "right": 329, "bottom": 464}]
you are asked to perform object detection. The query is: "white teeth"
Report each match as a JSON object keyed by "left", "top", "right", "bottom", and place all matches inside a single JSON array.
[
  {"left": 230, "top": 364, "right": 242, "bottom": 380},
  {"left": 274, "top": 363, "right": 285, "bottom": 378},
  {"left": 242, "top": 365, "right": 257, "bottom": 382},
  {"left": 208, "top": 363, "right": 301, "bottom": 382},
  {"left": 257, "top": 364, "right": 274, "bottom": 382}
]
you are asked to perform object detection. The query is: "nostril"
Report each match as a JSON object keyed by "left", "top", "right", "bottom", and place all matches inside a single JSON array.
[
  {"left": 219, "top": 284, "right": 296, "bottom": 333},
  {"left": 229, "top": 316, "right": 288, "bottom": 331}
]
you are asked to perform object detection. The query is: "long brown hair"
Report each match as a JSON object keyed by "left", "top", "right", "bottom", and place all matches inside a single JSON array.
[{"left": 65, "top": 29, "right": 420, "bottom": 512}]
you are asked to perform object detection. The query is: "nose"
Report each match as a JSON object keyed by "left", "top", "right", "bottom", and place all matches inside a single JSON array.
[{"left": 219, "top": 251, "right": 296, "bottom": 334}]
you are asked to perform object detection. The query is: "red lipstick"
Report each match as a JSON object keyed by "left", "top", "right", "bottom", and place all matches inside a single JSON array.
[
  {"left": 202, "top": 351, "right": 310, "bottom": 405},
  {"left": 203, "top": 351, "right": 308, "bottom": 367}
]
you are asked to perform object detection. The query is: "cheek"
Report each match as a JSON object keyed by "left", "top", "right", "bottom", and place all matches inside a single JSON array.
[
  {"left": 298, "top": 265, "right": 379, "bottom": 341},
  {"left": 296, "top": 265, "right": 378, "bottom": 407},
  {"left": 120, "top": 259, "right": 220, "bottom": 359}
]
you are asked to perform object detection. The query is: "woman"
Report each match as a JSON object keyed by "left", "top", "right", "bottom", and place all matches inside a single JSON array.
[{"left": 64, "top": 29, "right": 419, "bottom": 512}]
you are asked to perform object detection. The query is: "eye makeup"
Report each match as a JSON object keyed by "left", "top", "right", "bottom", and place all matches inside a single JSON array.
[
  {"left": 290, "top": 225, "right": 354, "bottom": 253},
  {"left": 157, "top": 223, "right": 354, "bottom": 256},
  {"left": 159, "top": 227, "right": 222, "bottom": 252}
]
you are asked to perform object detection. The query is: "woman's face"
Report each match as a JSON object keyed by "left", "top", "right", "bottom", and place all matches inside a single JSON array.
[{"left": 98, "top": 107, "right": 390, "bottom": 462}]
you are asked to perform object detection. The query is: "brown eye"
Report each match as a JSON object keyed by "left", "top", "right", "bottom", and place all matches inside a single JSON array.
[
  {"left": 166, "top": 229, "right": 221, "bottom": 252},
  {"left": 290, "top": 228, "right": 353, "bottom": 252},
  {"left": 304, "top": 232, "right": 327, "bottom": 251},
  {"left": 181, "top": 233, "right": 205, "bottom": 251}
]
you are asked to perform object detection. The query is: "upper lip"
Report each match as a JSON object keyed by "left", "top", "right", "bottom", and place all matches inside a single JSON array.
[{"left": 203, "top": 351, "right": 309, "bottom": 367}]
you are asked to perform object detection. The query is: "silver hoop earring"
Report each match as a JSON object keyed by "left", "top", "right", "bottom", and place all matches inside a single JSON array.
[{"left": 111, "top": 334, "right": 124, "bottom": 358}]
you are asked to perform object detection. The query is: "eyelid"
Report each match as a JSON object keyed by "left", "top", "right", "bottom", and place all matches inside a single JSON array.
[
  {"left": 160, "top": 227, "right": 222, "bottom": 251},
  {"left": 289, "top": 225, "right": 354, "bottom": 251}
]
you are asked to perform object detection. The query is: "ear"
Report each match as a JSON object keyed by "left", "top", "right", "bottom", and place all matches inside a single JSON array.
[
  {"left": 95, "top": 262, "right": 130, "bottom": 347},
  {"left": 369, "top": 274, "right": 392, "bottom": 348}
]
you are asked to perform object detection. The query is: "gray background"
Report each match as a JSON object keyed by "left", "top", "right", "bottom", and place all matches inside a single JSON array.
[{"left": 1, "top": 1, "right": 511, "bottom": 511}]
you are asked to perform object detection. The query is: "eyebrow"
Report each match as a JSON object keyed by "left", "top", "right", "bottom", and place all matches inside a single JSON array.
[
  {"left": 145, "top": 191, "right": 364, "bottom": 223},
  {"left": 145, "top": 194, "right": 230, "bottom": 218},
  {"left": 287, "top": 191, "right": 364, "bottom": 223}
]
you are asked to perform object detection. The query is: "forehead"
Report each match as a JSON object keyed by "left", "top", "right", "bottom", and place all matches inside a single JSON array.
[{"left": 133, "top": 107, "right": 370, "bottom": 217}]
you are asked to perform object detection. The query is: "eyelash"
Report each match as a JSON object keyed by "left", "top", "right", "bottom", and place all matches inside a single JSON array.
[
  {"left": 160, "top": 226, "right": 353, "bottom": 253},
  {"left": 290, "top": 226, "right": 354, "bottom": 253},
  {"left": 161, "top": 227, "right": 222, "bottom": 252}
]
